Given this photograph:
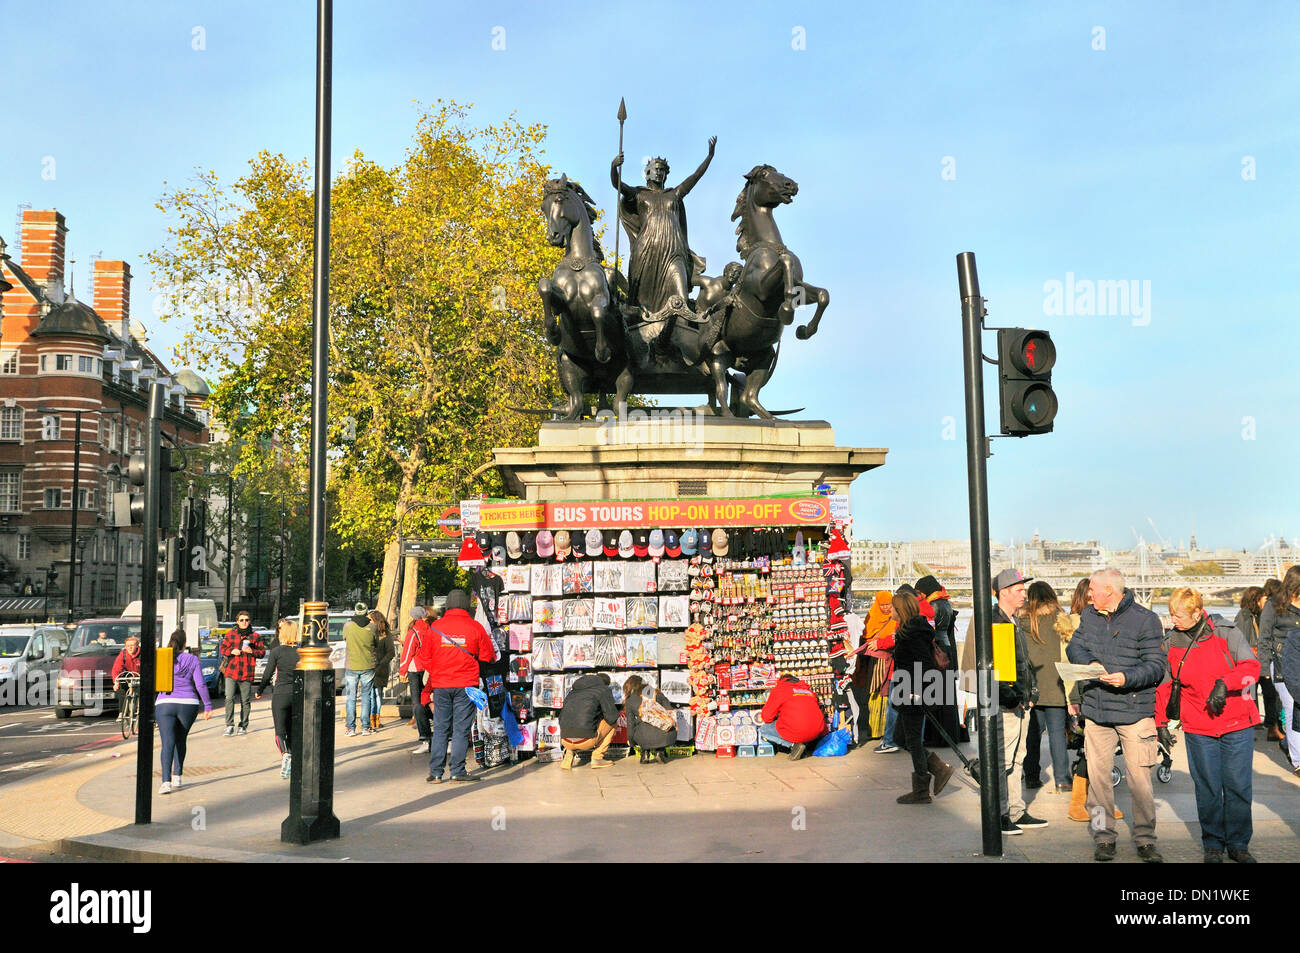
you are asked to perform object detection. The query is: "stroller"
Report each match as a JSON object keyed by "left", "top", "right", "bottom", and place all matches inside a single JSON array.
[{"left": 1067, "top": 715, "right": 1175, "bottom": 786}]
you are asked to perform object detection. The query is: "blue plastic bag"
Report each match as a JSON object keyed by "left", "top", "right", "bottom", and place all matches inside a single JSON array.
[
  {"left": 812, "top": 728, "right": 851, "bottom": 757},
  {"left": 464, "top": 686, "right": 488, "bottom": 711}
]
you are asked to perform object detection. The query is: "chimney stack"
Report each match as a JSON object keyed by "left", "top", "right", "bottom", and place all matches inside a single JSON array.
[
  {"left": 20, "top": 209, "right": 68, "bottom": 298},
  {"left": 92, "top": 259, "right": 132, "bottom": 342}
]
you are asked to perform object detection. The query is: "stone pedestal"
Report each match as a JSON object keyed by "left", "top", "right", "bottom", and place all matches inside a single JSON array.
[{"left": 492, "top": 417, "right": 885, "bottom": 501}]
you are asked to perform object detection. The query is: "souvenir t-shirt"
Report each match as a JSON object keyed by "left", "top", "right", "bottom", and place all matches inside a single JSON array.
[
  {"left": 623, "top": 561, "right": 657, "bottom": 594},
  {"left": 562, "top": 561, "right": 594, "bottom": 595},
  {"left": 562, "top": 599, "right": 595, "bottom": 631},
  {"left": 532, "top": 637, "right": 564, "bottom": 671},
  {"left": 504, "top": 564, "right": 531, "bottom": 592},
  {"left": 531, "top": 564, "right": 563, "bottom": 597},
  {"left": 562, "top": 633, "right": 596, "bottom": 669},
  {"left": 594, "top": 597, "right": 627, "bottom": 631},
  {"left": 657, "top": 559, "right": 689, "bottom": 592},
  {"left": 658, "top": 595, "right": 690, "bottom": 628},
  {"left": 595, "top": 634, "right": 627, "bottom": 668},
  {"left": 625, "top": 633, "right": 658, "bottom": 667},
  {"left": 531, "top": 599, "right": 564, "bottom": 633},
  {"left": 594, "top": 561, "right": 627, "bottom": 594},
  {"left": 625, "top": 596, "right": 658, "bottom": 630}
]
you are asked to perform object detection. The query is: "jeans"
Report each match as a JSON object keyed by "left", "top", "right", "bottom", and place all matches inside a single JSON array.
[
  {"left": 428, "top": 687, "right": 476, "bottom": 778},
  {"left": 157, "top": 703, "right": 199, "bottom": 782},
  {"left": 344, "top": 669, "right": 374, "bottom": 731},
  {"left": 897, "top": 707, "right": 929, "bottom": 775},
  {"left": 1184, "top": 728, "right": 1254, "bottom": 851},
  {"left": 759, "top": 722, "right": 793, "bottom": 749},
  {"left": 1272, "top": 665, "right": 1300, "bottom": 766},
  {"left": 224, "top": 677, "right": 253, "bottom": 729},
  {"left": 1023, "top": 706, "right": 1071, "bottom": 786},
  {"left": 408, "top": 671, "right": 431, "bottom": 742}
]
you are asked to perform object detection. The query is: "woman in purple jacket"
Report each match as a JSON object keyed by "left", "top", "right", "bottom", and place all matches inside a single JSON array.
[{"left": 156, "top": 629, "right": 212, "bottom": 794}]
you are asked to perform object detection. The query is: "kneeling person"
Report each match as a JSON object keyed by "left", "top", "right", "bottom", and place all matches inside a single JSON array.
[
  {"left": 759, "top": 674, "right": 826, "bottom": 760},
  {"left": 559, "top": 673, "right": 618, "bottom": 769}
]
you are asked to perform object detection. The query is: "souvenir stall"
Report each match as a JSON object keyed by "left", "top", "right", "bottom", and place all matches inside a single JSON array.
[{"left": 457, "top": 495, "right": 854, "bottom": 763}]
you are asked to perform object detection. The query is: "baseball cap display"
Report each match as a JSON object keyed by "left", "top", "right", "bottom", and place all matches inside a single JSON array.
[
  {"left": 554, "top": 529, "right": 572, "bottom": 560},
  {"left": 491, "top": 544, "right": 507, "bottom": 566},
  {"left": 711, "top": 528, "right": 729, "bottom": 557},
  {"left": 633, "top": 530, "right": 650, "bottom": 557},
  {"left": 680, "top": 528, "right": 698, "bottom": 556},
  {"left": 602, "top": 530, "right": 619, "bottom": 557},
  {"left": 664, "top": 529, "right": 681, "bottom": 557},
  {"left": 618, "top": 529, "right": 634, "bottom": 558},
  {"left": 476, "top": 531, "right": 491, "bottom": 552},
  {"left": 648, "top": 528, "right": 666, "bottom": 560},
  {"left": 521, "top": 531, "right": 538, "bottom": 560},
  {"left": 586, "top": 528, "right": 604, "bottom": 558},
  {"left": 993, "top": 568, "right": 1032, "bottom": 592},
  {"left": 536, "top": 529, "right": 555, "bottom": 558},
  {"left": 699, "top": 528, "right": 713, "bottom": 555},
  {"left": 505, "top": 531, "right": 523, "bottom": 559}
]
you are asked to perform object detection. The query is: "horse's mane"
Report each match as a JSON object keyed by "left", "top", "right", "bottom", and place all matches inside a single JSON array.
[
  {"left": 544, "top": 177, "right": 606, "bottom": 262},
  {"left": 731, "top": 165, "right": 776, "bottom": 258}
]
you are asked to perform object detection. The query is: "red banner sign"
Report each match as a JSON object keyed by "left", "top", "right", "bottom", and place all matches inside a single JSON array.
[{"left": 477, "top": 497, "right": 831, "bottom": 530}]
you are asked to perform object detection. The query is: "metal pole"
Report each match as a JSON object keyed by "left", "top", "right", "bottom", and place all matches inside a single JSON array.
[
  {"left": 255, "top": 500, "right": 263, "bottom": 627},
  {"left": 278, "top": 505, "right": 286, "bottom": 621},
  {"left": 958, "top": 251, "right": 1001, "bottom": 857},
  {"left": 68, "top": 410, "right": 81, "bottom": 623},
  {"left": 225, "top": 476, "right": 233, "bottom": 620},
  {"left": 134, "top": 383, "right": 165, "bottom": 825},
  {"left": 283, "top": 0, "right": 340, "bottom": 845}
]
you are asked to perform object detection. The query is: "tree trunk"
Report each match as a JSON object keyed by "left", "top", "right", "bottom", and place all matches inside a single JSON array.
[
  {"left": 375, "top": 538, "right": 403, "bottom": 629},
  {"left": 398, "top": 555, "right": 421, "bottom": 625}
]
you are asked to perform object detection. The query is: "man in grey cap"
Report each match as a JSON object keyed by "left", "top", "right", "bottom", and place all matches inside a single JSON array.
[{"left": 992, "top": 568, "right": 1045, "bottom": 835}]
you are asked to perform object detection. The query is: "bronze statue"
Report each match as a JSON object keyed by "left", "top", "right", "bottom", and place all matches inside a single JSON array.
[
  {"left": 537, "top": 175, "right": 634, "bottom": 420},
  {"left": 611, "top": 138, "right": 715, "bottom": 317}
]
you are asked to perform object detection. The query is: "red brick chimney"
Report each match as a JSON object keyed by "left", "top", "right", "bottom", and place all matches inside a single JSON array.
[
  {"left": 92, "top": 259, "right": 131, "bottom": 341},
  {"left": 20, "top": 209, "right": 67, "bottom": 297}
]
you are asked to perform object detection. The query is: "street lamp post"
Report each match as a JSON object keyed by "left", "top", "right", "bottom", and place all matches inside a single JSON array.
[
  {"left": 224, "top": 476, "right": 234, "bottom": 621},
  {"left": 255, "top": 492, "right": 268, "bottom": 626},
  {"left": 283, "top": 0, "right": 340, "bottom": 845}
]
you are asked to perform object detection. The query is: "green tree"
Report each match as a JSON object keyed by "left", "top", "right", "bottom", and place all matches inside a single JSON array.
[{"left": 150, "top": 103, "right": 563, "bottom": 620}]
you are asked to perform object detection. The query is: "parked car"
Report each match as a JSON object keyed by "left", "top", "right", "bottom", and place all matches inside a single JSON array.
[
  {"left": 54, "top": 618, "right": 153, "bottom": 718},
  {"left": 252, "top": 627, "right": 278, "bottom": 684},
  {"left": 199, "top": 626, "right": 224, "bottom": 698},
  {"left": 0, "top": 624, "right": 71, "bottom": 706}
]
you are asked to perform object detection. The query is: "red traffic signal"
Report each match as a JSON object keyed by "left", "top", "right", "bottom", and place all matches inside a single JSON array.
[{"left": 997, "top": 329, "right": 1058, "bottom": 436}]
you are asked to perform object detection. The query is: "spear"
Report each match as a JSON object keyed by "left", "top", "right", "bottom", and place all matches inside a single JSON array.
[{"left": 613, "top": 97, "right": 627, "bottom": 284}]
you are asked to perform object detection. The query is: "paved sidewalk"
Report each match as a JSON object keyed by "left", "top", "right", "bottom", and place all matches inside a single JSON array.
[{"left": 0, "top": 699, "right": 1296, "bottom": 862}]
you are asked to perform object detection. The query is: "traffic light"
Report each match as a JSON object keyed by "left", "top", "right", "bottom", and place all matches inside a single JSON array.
[
  {"left": 997, "top": 328, "right": 1057, "bottom": 436},
  {"left": 119, "top": 446, "right": 171, "bottom": 527},
  {"left": 159, "top": 536, "right": 182, "bottom": 586},
  {"left": 180, "top": 497, "right": 207, "bottom": 556}
]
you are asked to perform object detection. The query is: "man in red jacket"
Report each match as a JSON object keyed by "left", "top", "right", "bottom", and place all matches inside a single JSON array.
[
  {"left": 416, "top": 589, "right": 497, "bottom": 783},
  {"left": 759, "top": 674, "right": 826, "bottom": 760}
]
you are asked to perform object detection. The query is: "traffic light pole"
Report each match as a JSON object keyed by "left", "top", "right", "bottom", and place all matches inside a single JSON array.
[
  {"left": 283, "top": 0, "right": 340, "bottom": 845},
  {"left": 134, "top": 383, "right": 165, "bottom": 826},
  {"left": 958, "top": 252, "right": 1002, "bottom": 858}
]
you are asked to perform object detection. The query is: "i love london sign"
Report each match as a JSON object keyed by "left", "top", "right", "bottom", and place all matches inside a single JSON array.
[{"left": 475, "top": 497, "right": 833, "bottom": 531}]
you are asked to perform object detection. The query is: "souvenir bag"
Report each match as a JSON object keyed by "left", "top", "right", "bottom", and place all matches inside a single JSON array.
[
  {"left": 695, "top": 714, "right": 718, "bottom": 751},
  {"left": 638, "top": 690, "right": 677, "bottom": 732},
  {"left": 536, "top": 716, "right": 563, "bottom": 761}
]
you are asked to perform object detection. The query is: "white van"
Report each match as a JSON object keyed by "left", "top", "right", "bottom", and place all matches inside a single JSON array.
[{"left": 121, "top": 598, "right": 219, "bottom": 645}]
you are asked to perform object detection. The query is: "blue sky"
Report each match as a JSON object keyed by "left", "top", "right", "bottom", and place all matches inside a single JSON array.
[{"left": 2, "top": 1, "right": 1296, "bottom": 551}]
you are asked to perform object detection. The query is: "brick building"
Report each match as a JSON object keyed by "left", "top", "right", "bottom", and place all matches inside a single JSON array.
[{"left": 0, "top": 209, "right": 211, "bottom": 619}]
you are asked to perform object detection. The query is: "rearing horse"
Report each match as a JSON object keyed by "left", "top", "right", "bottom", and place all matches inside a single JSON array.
[
  {"left": 538, "top": 175, "right": 634, "bottom": 420},
  {"left": 707, "top": 164, "right": 829, "bottom": 419}
]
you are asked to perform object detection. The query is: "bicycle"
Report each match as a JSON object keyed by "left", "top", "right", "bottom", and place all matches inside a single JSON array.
[{"left": 117, "top": 673, "right": 141, "bottom": 739}]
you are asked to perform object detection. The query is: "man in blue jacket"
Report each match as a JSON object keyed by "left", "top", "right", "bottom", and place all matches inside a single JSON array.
[{"left": 1066, "top": 568, "right": 1166, "bottom": 863}]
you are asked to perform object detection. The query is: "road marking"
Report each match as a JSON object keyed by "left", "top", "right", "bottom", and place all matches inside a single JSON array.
[
  {"left": 1, "top": 761, "right": 49, "bottom": 772},
  {"left": 74, "top": 736, "right": 124, "bottom": 752}
]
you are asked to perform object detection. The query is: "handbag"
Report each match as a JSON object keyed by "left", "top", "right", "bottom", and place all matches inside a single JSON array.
[
  {"left": 1165, "top": 637, "right": 1198, "bottom": 721},
  {"left": 638, "top": 694, "right": 677, "bottom": 732}
]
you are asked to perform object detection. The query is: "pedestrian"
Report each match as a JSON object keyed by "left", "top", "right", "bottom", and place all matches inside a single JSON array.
[
  {"left": 156, "top": 629, "right": 212, "bottom": 794},
  {"left": 623, "top": 673, "right": 676, "bottom": 763},
  {"left": 991, "top": 569, "right": 1046, "bottom": 834},
  {"left": 1262, "top": 566, "right": 1300, "bottom": 770},
  {"left": 219, "top": 611, "right": 266, "bottom": 736},
  {"left": 560, "top": 672, "right": 620, "bottom": 769},
  {"left": 757, "top": 673, "right": 826, "bottom": 761},
  {"left": 916, "top": 574, "right": 964, "bottom": 745},
  {"left": 1155, "top": 587, "right": 1260, "bottom": 863},
  {"left": 866, "top": 590, "right": 901, "bottom": 752},
  {"left": 418, "top": 589, "right": 496, "bottom": 782},
  {"left": 368, "top": 610, "right": 394, "bottom": 731},
  {"left": 1019, "top": 581, "right": 1072, "bottom": 793},
  {"left": 342, "top": 605, "right": 378, "bottom": 737},
  {"left": 256, "top": 618, "right": 300, "bottom": 779},
  {"left": 890, "top": 591, "right": 955, "bottom": 804},
  {"left": 1257, "top": 576, "right": 1287, "bottom": 744},
  {"left": 1066, "top": 568, "right": 1166, "bottom": 863},
  {"left": 110, "top": 635, "right": 141, "bottom": 712},
  {"left": 399, "top": 606, "right": 432, "bottom": 754}
]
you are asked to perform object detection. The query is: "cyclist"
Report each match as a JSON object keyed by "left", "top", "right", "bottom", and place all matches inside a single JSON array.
[{"left": 111, "top": 635, "right": 142, "bottom": 713}]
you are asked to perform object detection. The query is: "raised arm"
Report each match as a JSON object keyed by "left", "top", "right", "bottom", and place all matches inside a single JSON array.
[
  {"left": 676, "top": 136, "right": 717, "bottom": 197},
  {"left": 610, "top": 153, "right": 636, "bottom": 201}
]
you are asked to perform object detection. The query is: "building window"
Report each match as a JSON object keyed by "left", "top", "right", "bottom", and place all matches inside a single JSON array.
[
  {"left": 17, "top": 534, "right": 30, "bottom": 560},
  {"left": 41, "top": 415, "right": 59, "bottom": 440},
  {"left": 78, "top": 487, "right": 93, "bottom": 509},
  {"left": 107, "top": 418, "right": 119, "bottom": 452},
  {"left": 0, "top": 352, "right": 17, "bottom": 375},
  {"left": 55, "top": 355, "right": 73, "bottom": 371},
  {"left": 0, "top": 407, "right": 22, "bottom": 441},
  {"left": 78, "top": 356, "right": 94, "bottom": 373},
  {"left": 44, "top": 488, "right": 62, "bottom": 509},
  {"left": 0, "top": 471, "right": 20, "bottom": 512}
]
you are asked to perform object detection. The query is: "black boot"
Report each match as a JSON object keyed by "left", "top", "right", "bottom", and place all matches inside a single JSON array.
[{"left": 897, "top": 772, "right": 933, "bottom": 804}]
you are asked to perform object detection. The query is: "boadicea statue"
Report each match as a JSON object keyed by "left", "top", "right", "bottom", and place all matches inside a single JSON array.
[{"left": 537, "top": 101, "right": 829, "bottom": 421}]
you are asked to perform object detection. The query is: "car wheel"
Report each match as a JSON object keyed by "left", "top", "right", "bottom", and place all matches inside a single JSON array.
[{"left": 54, "top": 706, "right": 71, "bottom": 719}]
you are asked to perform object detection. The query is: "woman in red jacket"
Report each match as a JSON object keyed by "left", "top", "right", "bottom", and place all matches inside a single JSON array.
[{"left": 1156, "top": 587, "right": 1260, "bottom": 864}]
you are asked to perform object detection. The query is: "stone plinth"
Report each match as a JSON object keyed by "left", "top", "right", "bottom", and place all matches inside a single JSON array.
[{"left": 492, "top": 417, "right": 886, "bottom": 501}]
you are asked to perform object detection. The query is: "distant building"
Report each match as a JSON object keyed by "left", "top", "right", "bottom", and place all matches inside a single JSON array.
[{"left": 0, "top": 209, "right": 210, "bottom": 618}]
